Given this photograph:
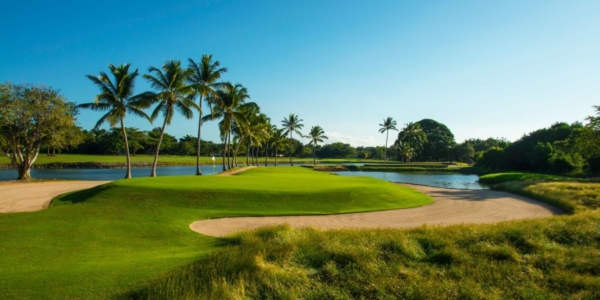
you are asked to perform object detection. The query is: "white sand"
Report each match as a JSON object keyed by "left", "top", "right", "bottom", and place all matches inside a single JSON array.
[
  {"left": 0, "top": 181, "right": 110, "bottom": 213},
  {"left": 190, "top": 184, "right": 562, "bottom": 237}
]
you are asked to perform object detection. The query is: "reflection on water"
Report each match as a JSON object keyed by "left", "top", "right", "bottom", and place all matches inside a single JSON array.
[
  {"left": 336, "top": 171, "right": 488, "bottom": 190},
  {"left": 0, "top": 164, "right": 294, "bottom": 181},
  {"left": 0, "top": 166, "right": 486, "bottom": 190}
]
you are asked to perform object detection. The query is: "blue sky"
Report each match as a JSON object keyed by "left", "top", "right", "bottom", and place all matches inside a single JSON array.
[{"left": 1, "top": 0, "right": 599, "bottom": 146}]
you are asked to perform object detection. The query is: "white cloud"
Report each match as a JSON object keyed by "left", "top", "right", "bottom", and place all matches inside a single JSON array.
[{"left": 325, "top": 131, "right": 382, "bottom": 147}]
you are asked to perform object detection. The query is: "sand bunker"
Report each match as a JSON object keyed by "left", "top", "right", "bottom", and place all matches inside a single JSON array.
[
  {"left": 190, "top": 184, "right": 562, "bottom": 237},
  {"left": 0, "top": 181, "right": 110, "bottom": 213}
]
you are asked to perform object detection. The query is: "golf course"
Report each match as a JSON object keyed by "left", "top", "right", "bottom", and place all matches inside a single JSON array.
[{"left": 1, "top": 166, "right": 597, "bottom": 299}]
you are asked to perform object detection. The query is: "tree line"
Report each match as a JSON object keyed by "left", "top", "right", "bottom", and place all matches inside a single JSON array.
[
  {"left": 3, "top": 54, "right": 598, "bottom": 179},
  {"left": 1, "top": 55, "right": 334, "bottom": 179}
]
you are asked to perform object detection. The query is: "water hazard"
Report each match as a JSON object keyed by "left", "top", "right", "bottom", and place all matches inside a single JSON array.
[
  {"left": 336, "top": 171, "right": 488, "bottom": 190},
  {"left": 0, "top": 165, "right": 487, "bottom": 189}
]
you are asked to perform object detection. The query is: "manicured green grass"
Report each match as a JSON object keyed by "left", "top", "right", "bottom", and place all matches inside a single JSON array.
[
  {"left": 0, "top": 167, "right": 431, "bottom": 299},
  {"left": 125, "top": 182, "right": 600, "bottom": 300}
]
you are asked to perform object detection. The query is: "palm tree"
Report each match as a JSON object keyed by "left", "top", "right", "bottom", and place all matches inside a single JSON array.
[
  {"left": 187, "top": 55, "right": 227, "bottom": 175},
  {"left": 143, "top": 60, "right": 198, "bottom": 177},
  {"left": 378, "top": 117, "right": 398, "bottom": 161},
  {"left": 79, "top": 63, "right": 153, "bottom": 179},
  {"left": 271, "top": 128, "right": 287, "bottom": 166},
  {"left": 204, "top": 82, "right": 257, "bottom": 170},
  {"left": 397, "top": 122, "right": 428, "bottom": 163},
  {"left": 281, "top": 113, "right": 304, "bottom": 166},
  {"left": 308, "top": 126, "right": 328, "bottom": 165}
]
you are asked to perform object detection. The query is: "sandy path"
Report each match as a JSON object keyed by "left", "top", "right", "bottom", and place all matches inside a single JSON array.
[
  {"left": 0, "top": 181, "right": 110, "bottom": 213},
  {"left": 190, "top": 184, "right": 562, "bottom": 237},
  {"left": 216, "top": 166, "right": 257, "bottom": 176}
]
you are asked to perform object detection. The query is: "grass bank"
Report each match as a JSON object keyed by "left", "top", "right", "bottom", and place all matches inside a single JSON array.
[
  {"left": 0, "top": 167, "right": 431, "bottom": 299},
  {"left": 479, "top": 172, "right": 579, "bottom": 184},
  {"left": 125, "top": 180, "right": 600, "bottom": 299}
]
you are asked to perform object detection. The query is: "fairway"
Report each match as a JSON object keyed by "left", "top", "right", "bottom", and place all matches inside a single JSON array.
[{"left": 0, "top": 167, "right": 432, "bottom": 299}]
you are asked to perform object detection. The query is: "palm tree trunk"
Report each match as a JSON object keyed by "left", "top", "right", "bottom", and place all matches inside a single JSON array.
[
  {"left": 120, "top": 118, "right": 132, "bottom": 179},
  {"left": 196, "top": 102, "right": 203, "bottom": 176},
  {"left": 313, "top": 145, "right": 316, "bottom": 165},
  {"left": 222, "top": 142, "right": 227, "bottom": 171},
  {"left": 264, "top": 144, "right": 268, "bottom": 167},
  {"left": 255, "top": 147, "right": 260, "bottom": 165},
  {"left": 384, "top": 130, "right": 389, "bottom": 161},
  {"left": 228, "top": 124, "right": 233, "bottom": 169},
  {"left": 289, "top": 132, "right": 294, "bottom": 166},
  {"left": 227, "top": 133, "right": 233, "bottom": 169},
  {"left": 234, "top": 138, "right": 244, "bottom": 167},
  {"left": 151, "top": 114, "right": 169, "bottom": 177},
  {"left": 275, "top": 148, "right": 278, "bottom": 166},
  {"left": 246, "top": 141, "right": 250, "bottom": 166}
]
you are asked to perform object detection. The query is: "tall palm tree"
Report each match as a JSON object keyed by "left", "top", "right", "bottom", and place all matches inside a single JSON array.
[
  {"left": 187, "top": 55, "right": 227, "bottom": 175},
  {"left": 144, "top": 60, "right": 198, "bottom": 177},
  {"left": 378, "top": 117, "right": 398, "bottom": 161},
  {"left": 204, "top": 82, "right": 257, "bottom": 170},
  {"left": 281, "top": 113, "right": 304, "bottom": 166},
  {"left": 397, "top": 122, "right": 428, "bottom": 163},
  {"left": 308, "top": 126, "right": 328, "bottom": 165},
  {"left": 79, "top": 63, "right": 153, "bottom": 179}
]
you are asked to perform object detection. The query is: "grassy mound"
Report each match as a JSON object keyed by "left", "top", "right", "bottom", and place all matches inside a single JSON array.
[{"left": 0, "top": 167, "right": 431, "bottom": 299}]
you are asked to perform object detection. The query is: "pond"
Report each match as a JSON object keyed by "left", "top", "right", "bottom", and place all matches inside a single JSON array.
[
  {"left": 336, "top": 171, "right": 488, "bottom": 190},
  {"left": 0, "top": 166, "right": 487, "bottom": 190},
  {"left": 0, "top": 165, "right": 225, "bottom": 181}
]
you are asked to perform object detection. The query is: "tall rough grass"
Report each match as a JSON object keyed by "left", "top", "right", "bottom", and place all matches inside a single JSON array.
[
  {"left": 123, "top": 183, "right": 600, "bottom": 299},
  {"left": 494, "top": 181, "right": 600, "bottom": 214}
]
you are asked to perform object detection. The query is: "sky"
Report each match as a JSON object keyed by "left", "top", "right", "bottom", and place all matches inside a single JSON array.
[{"left": 1, "top": 0, "right": 599, "bottom": 147}]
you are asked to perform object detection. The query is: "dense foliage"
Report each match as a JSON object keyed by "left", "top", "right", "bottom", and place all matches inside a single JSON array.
[{"left": 476, "top": 115, "right": 600, "bottom": 176}]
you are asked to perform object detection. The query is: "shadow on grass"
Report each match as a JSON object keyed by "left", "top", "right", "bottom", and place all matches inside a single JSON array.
[{"left": 52, "top": 183, "right": 113, "bottom": 205}]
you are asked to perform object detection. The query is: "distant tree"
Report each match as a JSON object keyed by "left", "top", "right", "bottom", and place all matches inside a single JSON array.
[
  {"left": 396, "top": 122, "right": 428, "bottom": 162},
  {"left": 178, "top": 135, "right": 197, "bottom": 156},
  {"left": 415, "top": 119, "right": 456, "bottom": 161},
  {"left": 146, "top": 127, "right": 178, "bottom": 155},
  {"left": 144, "top": 60, "right": 198, "bottom": 177},
  {"left": 452, "top": 142, "right": 475, "bottom": 163},
  {"left": 465, "top": 137, "right": 511, "bottom": 154},
  {"left": 378, "top": 117, "right": 398, "bottom": 161},
  {"left": 0, "top": 83, "right": 79, "bottom": 180},
  {"left": 78, "top": 63, "right": 153, "bottom": 179},
  {"left": 270, "top": 128, "right": 287, "bottom": 166},
  {"left": 476, "top": 147, "right": 507, "bottom": 171},
  {"left": 503, "top": 122, "right": 581, "bottom": 172},
  {"left": 320, "top": 142, "right": 356, "bottom": 158},
  {"left": 126, "top": 127, "right": 147, "bottom": 155},
  {"left": 44, "top": 121, "right": 84, "bottom": 156},
  {"left": 394, "top": 142, "right": 414, "bottom": 163},
  {"left": 187, "top": 54, "right": 227, "bottom": 175},
  {"left": 308, "top": 125, "right": 328, "bottom": 165},
  {"left": 282, "top": 113, "right": 304, "bottom": 166}
]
